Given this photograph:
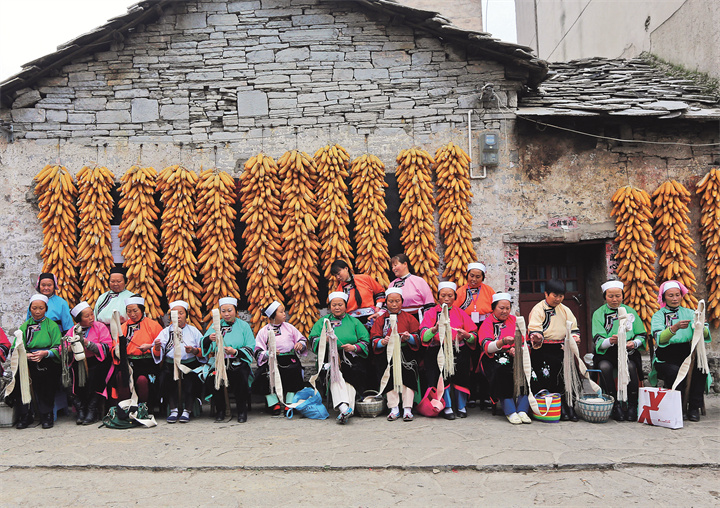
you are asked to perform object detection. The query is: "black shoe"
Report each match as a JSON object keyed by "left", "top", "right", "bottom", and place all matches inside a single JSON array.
[
  {"left": 237, "top": 411, "right": 247, "bottom": 423},
  {"left": 457, "top": 410, "right": 467, "bottom": 418},
  {"left": 611, "top": 402, "right": 625, "bottom": 421},
  {"left": 73, "top": 398, "right": 86, "bottom": 425},
  {"left": 442, "top": 410, "right": 456, "bottom": 420},
  {"left": 567, "top": 406, "right": 578, "bottom": 422},
  {"left": 215, "top": 410, "right": 225, "bottom": 422},
  {"left": 626, "top": 404, "right": 638, "bottom": 422},
  {"left": 41, "top": 413, "right": 53, "bottom": 429},
  {"left": 560, "top": 402, "right": 570, "bottom": 421},
  {"left": 688, "top": 408, "right": 700, "bottom": 422},
  {"left": 82, "top": 395, "right": 101, "bottom": 425},
  {"left": 16, "top": 413, "right": 32, "bottom": 430}
]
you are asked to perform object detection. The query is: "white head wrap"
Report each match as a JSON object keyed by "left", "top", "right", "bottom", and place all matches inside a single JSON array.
[
  {"left": 125, "top": 296, "right": 145, "bottom": 307},
  {"left": 29, "top": 294, "right": 49, "bottom": 305},
  {"left": 661, "top": 281, "right": 681, "bottom": 295},
  {"left": 71, "top": 301, "right": 91, "bottom": 318},
  {"left": 219, "top": 297, "right": 238, "bottom": 308},
  {"left": 385, "top": 287, "right": 403, "bottom": 298},
  {"left": 328, "top": 291, "right": 349, "bottom": 303},
  {"left": 467, "top": 262, "right": 486, "bottom": 273},
  {"left": 168, "top": 300, "right": 189, "bottom": 311},
  {"left": 492, "top": 292, "right": 512, "bottom": 303},
  {"left": 264, "top": 300, "right": 281, "bottom": 317},
  {"left": 601, "top": 281, "right": 624, "bottom": 293},
  {"left": 438, "top": 281, "right": 457, "bottom": 292}
]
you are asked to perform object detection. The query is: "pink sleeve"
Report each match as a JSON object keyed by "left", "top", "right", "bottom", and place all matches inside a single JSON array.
[
  {"left": 415, "top": 276, "right": 435, "bottom": 306},
  {"left": 94, "top": 322, "right": 113, "bottom": 346}
]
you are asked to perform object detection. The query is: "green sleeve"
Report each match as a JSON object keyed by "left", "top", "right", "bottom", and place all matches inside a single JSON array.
[
  {"left": 354, "top": 318, "right": 370, "bottom": 358},
  {"left": 422, "top": 328, "right": 435, "bottom": 343},
  {"left": 308, "top": 319, "right": 324, "bottom": 353},
  {"left": 591, "top": 307, "right": 609, "bottom": 355},
  {"left": 628, "top": 307, "right": 646, "bottom": 349},
  {"left": 241, "top": 321, "right": 256, "bottom": 350},
  {"left": 48, "top": 321, "right": 63, "bottom": 362},
  {"left": 658, "top": 328, "right": 673, "bottom": 345},
  {"left": 704, "top": 325, "right": 711, "bottom": 342},
  {"left": 650, "top": 309, "right": 665, "bottom": 346},
  {"left": 201, "top": 326, "right": 217, "bottom": 356}
]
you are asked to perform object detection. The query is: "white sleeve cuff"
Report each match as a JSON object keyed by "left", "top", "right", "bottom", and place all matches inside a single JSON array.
[
  {"left": 600, "top": 338, "right": 612, "bottom": 350},
  {"left": 487, "top": 340, "right": 502, "bottom": 354}
]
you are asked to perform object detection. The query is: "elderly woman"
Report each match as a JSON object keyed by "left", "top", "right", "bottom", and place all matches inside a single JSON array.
[
  {"left": 387, "top": 254, "right": 435, "bottom": 322},
  {"left": 479, "top": 293, "right": 531, "bottom": 425},
  {"left": 28, "top": 273, "right": 73, "bottom": 334},
  {"left": 114, "top": 295, "right": 163, "bottom": 408},
  {"left": 15, "top": 294, "right": 62, "bottom": 429},
  {"left": 592, "top": 281, "right": 646, "bottom": 422},
  {"left": 370, "top": 288, "right": 420, "bottom": 421},
  {"left": 201, "top": 297, "right": 256, "bottom": 423},
  {"left": 152, "top": 300, "right": 204, "bottom": 424},
  {"left": 527, "top": 279, "right": 581, "bottom": 422},
  {"left": 66, "top": 302, "right": 114, "bottom": 425},
  {"left": 309, "top": 292, "right": 370, "bottom": 424},
  {"left": 650, "top": 281, "right": 712, "bottom": 422},
  {"left": 330, "top": 259, "right": 386, "bottom": 326},
  {"left": 255, "top": 300, "right": 307, "bottom": 416},
  {"left": 94, "top": 267, "right": 134, "bottom": 326},
  {"left": 420, "top": 281, "right": 478, "bottom": 420}
]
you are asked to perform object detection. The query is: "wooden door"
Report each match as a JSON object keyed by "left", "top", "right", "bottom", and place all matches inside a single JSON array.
[{"left": 518, "top": 245, "right": 589, "bottom": 356}]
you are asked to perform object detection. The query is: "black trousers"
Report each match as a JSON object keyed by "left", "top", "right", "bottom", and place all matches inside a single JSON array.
[
  {"left": 207, "top": 362, "right": 251, "bottom": 413},
  {"left": 594, "top": 351, "right": 641, "bottom": 403},
  {"left": 655, "top": 361, "right": 707, "bottom": 410},
  {"left": 530, "top": 342, "right": 565, "bottom": 395},
  {"left": 158, "top": 360, "right": 201, "bottom": 411},
  {"left": 254, "top": 354, "right": 305, "bottom": 397},
  {"left": 16, "top": 357, "right": 61, "bottom": 417},
  {"left": 73, "top": 355, "right": 112, "bottom": 407}
]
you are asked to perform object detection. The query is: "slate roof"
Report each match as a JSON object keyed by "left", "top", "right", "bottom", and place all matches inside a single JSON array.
[
  {"left": 0, "top": 0, "right": 548, "bottom": 106},
  {"left": 517, "top": 57, "right": 720, "bottom": 119}
]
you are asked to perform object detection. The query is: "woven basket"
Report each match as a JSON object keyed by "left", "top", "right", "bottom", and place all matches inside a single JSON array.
[
  {"left": 577, "top": 394, "right": 615, "bottom": 423},
  {"left": 355, "top": 391, "right": 385, "bottom": 418}
]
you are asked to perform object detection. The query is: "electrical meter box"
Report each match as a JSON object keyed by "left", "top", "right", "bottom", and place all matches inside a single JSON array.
[{"left": 481, "top": 132, "right": 499, "bottom": 166}]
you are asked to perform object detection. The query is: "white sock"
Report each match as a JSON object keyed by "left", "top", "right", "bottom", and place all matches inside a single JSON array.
[
  {"left": 338, "top": 403, "right": 349, "bottom": 413},
  {"left": 458, "top": 407, "right": 467, "bottom": 414},
  {"left": 390, "top": 406, "right": 400, "bottom": 416},
  {"left": 403, "top": 407, "right": 412, "bottom": 417},
  {"left": 181, "top": 409, "right": 190, "bottom": 416},
  {"left": 443, "top": 407, "right": 453, "bottom": 414}
]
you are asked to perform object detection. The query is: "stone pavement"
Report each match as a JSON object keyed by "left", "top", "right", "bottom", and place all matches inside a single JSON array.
[{"left": 0, "top": 395, "right": 718, "bottom": 506}]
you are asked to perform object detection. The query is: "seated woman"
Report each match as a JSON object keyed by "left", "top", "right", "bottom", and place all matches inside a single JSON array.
[
  {"left": 650, "top": 280, "right": 712, "bottom": 422},
  {"left": 308, "top": 292, "right": 370, "bottom": 424},
  {"left": 592, "top": 281, "right": 646, "bottom": 422},
  {"left": 527, "top": 279, "right": 581, "bottom": 422},
  {"left": 29, "top": 273, "right": 73, "bottom": 334},
  {"left": 370, "top": 288, "right": 420, "bottom": 422},
  {"left": 201, "top": 297, "right": 255, "bottom": 423},
  {"left": 455, "top": 263, "right": 495, "bottom": 327},
  {"left": 387, "top": 254, "right": 435, "bottom": 322},
  {"left": 331, "top": 259, "right": 386, "bottom": 326},
  {"left": 479, "top": 293, "right": 532, "bottom": 424},
  {"left": 152, "top": 300, "right": 204, "bottom": 424},
  {"left": 15, "top": 295, "right": 62, "bottom": 429},
  {"left": 255, "top": 300, "right": 307, "bottom": 416},
  {"left": 420, "top": 281, "right": 478, "bottom": 420},
  {"left": 94, "top": 267, "right": 134, "bottom": 326},
  {"left": 67, "top": 302, "right": 114, "bottom": 425},
  {"left": 114, "top": 296, "right": 163, "bottom": 409}
]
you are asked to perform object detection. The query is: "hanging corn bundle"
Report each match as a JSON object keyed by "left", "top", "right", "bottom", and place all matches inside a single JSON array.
[
  {"left": 652, "top": 180, "right": 698, "bottom": 308},
  {"left": 396, "top": 147, "right": 439, "bottom": 295},
  {"left": 696, "top": 168, "right": 720, "bottom": 327},
  {"left": 157, "top": 165, "right": 204, "bottom": 329},
  {"left": 610, "top": 186, "right": 659, "bottom": 331},
  {"left": 278, "top": 149, "right": 320, "bottom": 336},
  {"left": 34, "top": 164, "right": 80, "bottom": 304},
  {"left": 314, "top": 144, "right": 353, "bottom": 287},
  {"left": 119, "top": 166, "right": 164, "bottom": 319},
  {"left": 76, "top": 165, "right": 115, "bottom": 307},
  {"left": 240, "top": 153, "right": 284, "bottom": 333},
  {"left": 349, "top": 153, "right": 391, "bottom": 287},
  {"left": 435, "top": 142, "right": 477, "bottom": 287},
  {"left": 197, "top": 168, "right": 241, "bottom": 322}
]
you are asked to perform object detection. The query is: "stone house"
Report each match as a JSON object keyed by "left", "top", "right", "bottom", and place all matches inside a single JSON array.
[{"left": 0, "top": 0, "right": 718, "bottom": 379}]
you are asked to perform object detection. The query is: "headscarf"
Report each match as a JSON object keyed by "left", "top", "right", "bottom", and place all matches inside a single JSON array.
[
  {"left": 36, "top": 272, "right": 58, "bottom": 291},
  {"left": 657, "top": 280, "right": 689, "bottom": 308}
]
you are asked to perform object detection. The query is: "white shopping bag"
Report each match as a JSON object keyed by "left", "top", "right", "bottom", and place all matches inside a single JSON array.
[{"left": 638, "top": 387, "right": 683, "bottom": 430}]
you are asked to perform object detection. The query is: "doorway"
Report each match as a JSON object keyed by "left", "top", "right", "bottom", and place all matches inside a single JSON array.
[{"left": 518, "top": 243, "right": 607, "bottom": 357}]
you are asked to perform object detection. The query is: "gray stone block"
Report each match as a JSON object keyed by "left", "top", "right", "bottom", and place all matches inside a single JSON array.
[
  {"left": 269, "top": 98, "right": 298, "bottom": 109},
  {"left": 74, "top": 97, "right": 107, "bottom": 111},
  {"left": 208, "top": 14, "right": 239, "bottom": 26},
  {"left": 279, "top": 28, "right": 337, "bottom": 43},
  {"left": 176, "top": 13, "right": 207, "bottom": 30},
  {"left": 67, "top": 112, "right": 94, "bottom": 124},
  {"left": 131, "top": 98, "right": 159, "bottom": 122},
  {"left": 276, "top": 47, "right": 310, "bottom": 62},
  {"left": 68, "top": 71, "right": 96, "bottom": 82},
  {"left": 187, "top": 71, "right": 224, "bottom": 80},
  {"left": 160, "top": 104, "right": 190, "bottom": 121},
  {"left": 237, "top": 90, "right": 268, "bottom": 117},
  {"left": 292, "top": 14, "right": 335, "bottom": 26},
  {"left": 297, "top": 92, "right": 326, "bottom": 104},
  {"left": 372, "top": 51, "right": 411, "bottom": 67},
  {"left": 354, "top": 68, "right": 389, "bottom": 80},
  {"left": 246, "top": 50, "right": 275, "bottom": 63},
  {"left": 96, "top": 110, "right": 131, "bottom": 123},
  {"left": 13, "top": 90, "right": 42, "bottom": 109},
  {"left": 228, "top": 1, "right": 261, "bottom": 13},
  {"left": 310, "top": 51, "right": 344, "bottom": 62},
  {"left": 46, "top": 110, "right": 67, "bottom": 122}
]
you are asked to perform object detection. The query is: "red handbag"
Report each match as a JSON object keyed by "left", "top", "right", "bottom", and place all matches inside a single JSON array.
[{"left": 416, "top": 375, "right": 445, "bottom": 417}]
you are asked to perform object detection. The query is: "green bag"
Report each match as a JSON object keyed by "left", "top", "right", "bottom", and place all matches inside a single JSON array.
[{"left": 100, "top": 401, "right": 157, "bottom": 429}]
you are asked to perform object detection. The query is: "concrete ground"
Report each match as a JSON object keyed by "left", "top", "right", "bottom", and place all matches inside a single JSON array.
[{"left": 0, "top": 395, "right": 718, "bottom": 506}]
